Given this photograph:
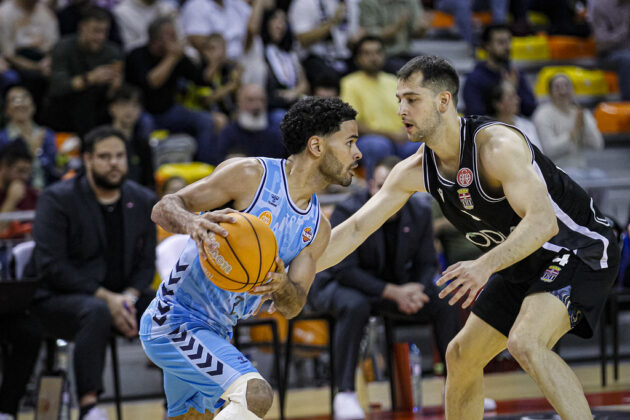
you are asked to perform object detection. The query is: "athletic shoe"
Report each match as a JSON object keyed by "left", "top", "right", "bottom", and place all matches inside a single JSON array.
[
  {"left": 333, "top": 391, "right": 366, "bottom": 419},
  {"left": 484, "top": 397, "right": 497, "bottom": 411}
]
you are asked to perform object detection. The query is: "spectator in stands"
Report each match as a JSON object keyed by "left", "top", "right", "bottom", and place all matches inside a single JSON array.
[
  {"left": 589, "top": 0, "right": 630, "bottom": 101},
  {"left": 0, "top": 140, "right": 38, "bottom": 233},
  {"left": 181, "top": 0, "right": 251, "bottom": 61},
  {"left": 341, "top": 36, "right": 417, "bottom": 179},
  {"left": 258, "top": 7, "right": 309, "bottom": 123},
  {"left": 359, "top": 0, "right": 430, "bottom": 74},
  {"left": 533, "top": 73, "right": 604, "bottom": 171},
  {"left": 113, "top": 0, "right": 177, "bottom": 52},
  {"left": 108, "top": 85, "right": 154, "bottom": 187},
  {"left": 187, "top": 33, "right": 241, "bottom": 118},
  {"left": 125, "top": 17, "right": 219, "bottom": 164},
  {"left": 57, "top": 0, "right": 122, "bottom": 46},
  {"left": 26, "top": 126, "right": 156, "bottom": 420},
  {"left": 288, "top": 0, "right": 359, "bottom": 84},
  {"left": 1, "top": 86, "right": 59, "bottom": 189},
  {"left": 215, "top": 84, "right": 285, "bottom": 163},
  {"left": 435, "top": 0, "right": 508, "bottom": 46},
  {"left": 0, "top": 0, "right": 59, "bottom": 110},
  {"left": 463, "top": 23, "right": 536, "bottom": 117},
  {"left": 310, "top": 156, "right": 461, "bottom": 419},
  {"left": 311, "top": 72, "right": 340, "bottom": 97},
  {"left": 47, "top": 6, "right": 123, "bottom": 136},
  {"left": 485, "top": 80, "right": 542, "bottom": 149}
]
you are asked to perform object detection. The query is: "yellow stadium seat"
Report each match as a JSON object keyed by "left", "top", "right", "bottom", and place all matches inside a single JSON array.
[
  {"left": 594, "top": 102, "right": 630, "bottom": 134},
  {"left": 535, "top": 66, "right": 609, "bottom": 97},
  {"left": 477, "top": 34, "right": 550, "bottom": 61},
  {"left": 154, "top": 162, "right": 214, "bottom": 190}
]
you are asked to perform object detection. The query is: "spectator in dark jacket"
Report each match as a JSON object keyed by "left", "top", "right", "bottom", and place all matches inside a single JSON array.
[
  {"left": 309, "top": 156, "right": 461, "bottom": 419},
  {"left": 26, "top": 126, "right": 156, "bottom": 420},
  {"left": 463, "top": 23, "right": 536, "bottom": 117}
]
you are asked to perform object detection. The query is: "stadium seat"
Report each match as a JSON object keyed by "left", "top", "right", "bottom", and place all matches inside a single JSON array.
[
  {"left": 535, "top": 66, "right": 609, "bottom": 97},
  {"left": 547, "top": 36, "right": 596, "bottom": 60},
  {"left": 477, "top": 34, "right": 550, "bottom": 61},
  {"left": 594, "top": 102, "right": 630, "bottom": 134},
  {"left": 154, "top": 162, "right": 214, "bottom": 192}
]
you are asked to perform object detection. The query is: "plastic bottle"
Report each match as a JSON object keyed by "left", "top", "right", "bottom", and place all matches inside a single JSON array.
[{"left": 409, "top": 343, "right": 422, "bottom": 412}]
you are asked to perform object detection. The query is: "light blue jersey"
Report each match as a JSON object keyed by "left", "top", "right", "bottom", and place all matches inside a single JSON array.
[
  {"left": 141, "top": 158, "right": 322, "bottom": 340},
  {"left": 140, "top": 158, "right": 322, "bottom": 416}
]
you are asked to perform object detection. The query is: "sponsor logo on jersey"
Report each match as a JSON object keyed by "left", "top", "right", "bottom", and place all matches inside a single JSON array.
[
  {"left": 457, "top": 167, "right": 474, "bottom": 187},
  {"left": 302, "top": 226, "right": 313, "bottom": 243},
  {"left": 269, "top": 193, "right": 280, "bottom": 207},
  {"left": 465, "top": 229, "right": 506, "bottom": 247},
  {"left": 259, "top": 211, "right": 272, "bottom": 226},
  {"left": 438, "top": 188, "right": 445, "bottom": 202},
  {"left": 541, "top": 265, "right": 561, "bottom": 283},
  {"left": 457, "top": 188, "right": 474, "bottom": 210}
]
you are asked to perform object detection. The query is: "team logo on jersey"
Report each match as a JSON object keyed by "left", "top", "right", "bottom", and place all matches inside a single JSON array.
[
  {"left": 259, "top": 211, "right": 272, "bottom": 226},
  {"left": 457, "top": 168, "right": 474, "bottom": 187},
  {"left": 302, "top": 227, "right": 313, "bottom": 243},
  {"left": 457, "top": 188, "right": 474, "bottom": 210},
  {"left": 541, "top": 265, "right": 561, "bottom": 283}
]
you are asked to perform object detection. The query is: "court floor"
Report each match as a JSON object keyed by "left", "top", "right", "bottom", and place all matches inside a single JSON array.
[{"left": 16, "top": 362, "right": 630, "bottom": 419}]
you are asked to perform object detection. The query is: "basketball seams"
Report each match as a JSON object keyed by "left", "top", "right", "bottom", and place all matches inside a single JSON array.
[
  {"left": 221, "top": 221, "right": 251, "bottom": 291},
  {"left": 237, "top": 213, "right": 263, "bottom": 286},
  {"left": 199, "top": 248, "right": 249, "bottom": 291}
]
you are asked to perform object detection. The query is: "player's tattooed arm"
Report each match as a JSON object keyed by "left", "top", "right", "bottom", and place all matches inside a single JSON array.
[
  {"left": 250, "top": 216, "right": 332, "bottom": 318},
  {"left": 151, "top": 158, "right": 263, "bottom": 249}
]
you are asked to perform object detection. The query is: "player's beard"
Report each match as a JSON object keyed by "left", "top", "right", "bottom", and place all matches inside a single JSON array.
[
  {"left": 411, "top": 107, "right": 441, "bottom": 145},
  {"left": 320, "top": 150, "right": 352, "bottom": 187}
]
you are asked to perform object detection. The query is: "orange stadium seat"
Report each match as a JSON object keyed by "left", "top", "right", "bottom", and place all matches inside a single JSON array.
[
  {"left": 431, "top": 10, "right": 454, "bottom": 29},
  {"left": 594, "top": 102, "right": 630, "bottom": 134},
  {"left": 547, "top": 36, "right": 596, "bottom": 60}
]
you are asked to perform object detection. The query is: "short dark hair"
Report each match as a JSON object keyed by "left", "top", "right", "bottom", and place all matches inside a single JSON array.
[
  {"left": 79, "top": 5, "right": 110, "bottom": 24},
  {"left": 352, "top": 35, "right": 384, "bottom": 61},
  {"left": 397, "top": 55, "right": 459, "bottom": 107},
  {"left": 110, "top": 84, "right": 142, "bottom": 105},
  {"left": 82, "top": 125, "right": 126, "bottom": 154},
  {"left": 148, "top": 16, "right": 173, "bottom": 43},
  {"left": 481, "top": 23, "right": 511, "bottom": 46},
  {"left": 375, "top": 155, "right": 401, "bottom": 172},
  {"left": 280, "top": 97, "right": 357, "bottom": 155},
  {"left": 0, "top": 138, "right": 32, "bottom": 167}
]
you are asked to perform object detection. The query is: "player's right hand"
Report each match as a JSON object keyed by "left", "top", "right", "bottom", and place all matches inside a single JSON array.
[{"left": 188, "top": 208, "right": 237, "bottom": 252}]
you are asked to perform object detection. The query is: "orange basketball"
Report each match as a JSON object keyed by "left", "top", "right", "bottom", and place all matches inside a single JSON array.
[{"left": 198, "top": 212, "right": 278, "bottom": 292}]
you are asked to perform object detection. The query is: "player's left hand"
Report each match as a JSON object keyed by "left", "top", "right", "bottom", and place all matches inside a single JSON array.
[
  {"left": 249, "top": 257, "right": 288, "bottom": 295},
  {"left": 436, "top": 260, "right": 492, "bottom": 309}
]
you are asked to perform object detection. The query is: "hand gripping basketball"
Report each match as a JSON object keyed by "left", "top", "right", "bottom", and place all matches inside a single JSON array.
[{"left": 198, "top": 212, "right": 278, "bottom": 292}]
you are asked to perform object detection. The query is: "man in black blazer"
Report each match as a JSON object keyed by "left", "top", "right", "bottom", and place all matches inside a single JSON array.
[
  {"left": 310, "top": 156, "right": 461, "bottom": 419},
  {"left": 27, "top": 126, "right": 157, "bottom": 420}
]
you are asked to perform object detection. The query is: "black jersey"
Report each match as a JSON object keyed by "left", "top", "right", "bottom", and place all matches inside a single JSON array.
[{"left": 423, "top": 116, "right": 616, "bottom": 273}]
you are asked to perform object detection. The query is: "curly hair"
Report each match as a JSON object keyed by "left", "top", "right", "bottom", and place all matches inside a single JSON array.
[{"left": 280, "top": 97, "right": 357, "bottom": 155}]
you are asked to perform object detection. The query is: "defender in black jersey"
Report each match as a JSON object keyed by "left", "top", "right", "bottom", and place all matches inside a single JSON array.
[{"left": 316, "top": 56, "right": 620, "bottom": 419}]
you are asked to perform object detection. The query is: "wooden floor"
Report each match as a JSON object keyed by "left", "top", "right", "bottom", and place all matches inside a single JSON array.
[{"left": 17, "top": 363, "right": 630, "bottom": 419}]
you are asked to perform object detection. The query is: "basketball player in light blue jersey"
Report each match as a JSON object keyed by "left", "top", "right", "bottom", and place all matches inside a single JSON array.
[{"left": 140, "top": 97, "right": 362, "bottom": 420}]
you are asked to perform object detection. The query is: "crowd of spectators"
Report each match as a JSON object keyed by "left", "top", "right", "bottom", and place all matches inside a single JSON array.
[{"left": 0, "top": 0, "right": 627, "bottom": 419}]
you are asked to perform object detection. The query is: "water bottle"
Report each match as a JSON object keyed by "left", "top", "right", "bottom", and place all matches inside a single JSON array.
[{"left": 408, "top": 343, "right": 422, "bottom": 412}]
